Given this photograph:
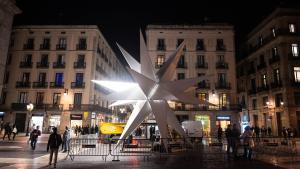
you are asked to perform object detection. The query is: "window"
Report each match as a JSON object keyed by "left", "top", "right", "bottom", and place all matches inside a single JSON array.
[
  {"left": 74, "top": 93, "right": 82, "bottom": 105},
  {"left": 24, "top": 54, "right": 32, "bottom": 63},
  {"left": 275, "top": 93, "right": 283, "bottom": 107},
  {"left": 58, "top": 38, "right": 66, "bottom": 45},
  {"left": 251, "top": 78, "right": 256, "bottom": 90},
  {"left": 6, "top": 54, "right": 12, "bottom": 65},
  {"left": 218, "top": 55, "right": 225, "bottom": 62},
  {"left": 55, "top": 73, "right": 63, "bottom": 85},
  {"left": 27, "top": 38, "right": 34, "bottom": 46},
  {"left": 0, "top": 91, "right": 7, "bottom": 104},
  {"left": 75, "top": 73, "right": 84, "bottom": 84},
  {"left": 57, "top": 54, "right": 64, "bottom": 63},
  {"left": 216, "top": 39, "right": 225, "bottom": 50},
  {"left": 77, "top": 55, "right": 85, "bottom": 62},
  {"left": 198, "top": 93, "right": 208, "bottom": 101},
  {"left": 79, "top": 38, "right": 86, "bottom": 45},
  {"left": 36, "top": 92, "right": 44, "bottom": 105},
  {"left": 22, "top": 73, "right": 30, "bottom": 82},
  {"left": 196, "top": 39, "right": 204, "bottom": 50},
  {"left": 177, "top": 39, "right": 184, "bottom": 48},
  {"left": 272, "top": 47, "right": 278, "bottom": 57},
  {"left": 252, "top": 99, "right": 257, "bottom": 110},
  {"left": 156, "top": 55, "right": 165, "bottom": 66},
  {"left": 177, "top": 73, "right": 185, "bottom": 80},
  {"left": 18, "top": 92, "right": 28, "bottom": 103},
  {"left": 157, "top": 39, "right": 165, "bottom": 50},
  {"left": 294, "top": 92, "right": 300, "bottom": 105},
  {"left": 262, "top": 74, "right": 267, "bottom": 87},
  {"left": 197, "top": 55, "right": 205, "bottom": 65},
  {"left": 262, "top": 96, "right": 268, "bottom": 106},
  {"left": 289, "top": 24, "right": 296, "bottom": 33},
  {"left": 294, "top": 67, "right": 300, "bottom": 82},
  {"left": 43, "top": 38, "right": 50, "bottom": 45},
  {"left": 41, "top": 54, "right": 48, "bottom": 63},
  {"left": 53, "top": 93, "right": 61, "bottom": 105},
  {"left": 259, "top": 36, "right": 263, "bottom": 46},
  {"left": 198, "top": 73, "right": 205, "bottom": 77},
  {"left": 218, "top": 73, "right": 226, "bottom": 84},
  {"left": 178, "top": 55, "right": 185, "bottom": 65},
  {"left": 38, "top": 73, "right": 46, "bottom": 82},
  {"left": 219, "top": 93, "right": 227, "bottom": 108},
  {"left": 271, "top": 28, "right": 276, "bottom": 37},
  {"left": 291, "top": 44, "right": 299, "bottom": 57},
  {"left": 273, "top": 68, "right": 280, "bottom": 84},
  {"left": 259, "top": 55, "right": 265, "bottom": 64}
]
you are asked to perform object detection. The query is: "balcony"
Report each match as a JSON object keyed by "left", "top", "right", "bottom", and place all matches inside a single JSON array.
[
  {"left": 56, "top": 44, "right": 67, "bottom": 50},
  {"left": 19, "top": 62, "right": 33, "bottom": 68},
  {"left": 216, "top": 61, "right": 228, "bottom": 69},
  {"left": 248, "top": 89, "right": 257, "bottom": 95},
  {"left": 269, "top": 55, "right": 280, "bottom": 64},
  {"left": 196, "top": 46, "right": 205, "bottom": 51},
  {"left": 257, "top": 62, "right": 267, "bottom": 70},
  {"left": 11, "top": 103, "right": 28, "bottom": 111},
  {"left": 215, "top": 82, "right": 231, "bottom": 90},
  {"left": 53, "top": 62, "right": 65, "bottom": 68},
  {"left": 173, "top": 104, "right": 242, "bottom": 111},
  {"left": 16, "top": 81, "right": 31, "bottom": 88},
  {"left": 40, "top": 44, "right": 50, "bottom": 50},
  {"left": 288, "top": 53, "right": 300, "bottom": 61},
  {"left": 36, "top": 62, "right": 49, "bottom": 68},
  {"left": 32, "top": 81, "right": 48, "bottom": 88},
  {"left": 68, "top": 104, "right": 112, "bottom": 113},
  {"left": 216, "top": 45, "right": 226, "bottom": 51},
  {"left": 45, "top": 104, "right": 63, "bottom": 111},
  {"left": 50, "top": 82, "right": 64, "bottom": 88},
  {"left": 155, "top": 62, "right": 164, "bottom": 69},
  {"left": 270, "top": 81, "right": 282, "bottom": 89},
  {"left": 71, "top": 82, "right": 85, "bottom": 88},
  {"left": 157, "top": 45, "right": 166, "bottom": 51},
  {"left": 23, "top": 44, "right": 34, "bottom": 50},
  {"left": 247, "top": 68, "right": 256, "bottom": 75},
  {"left": 195, "top": 62, "right": 208, "bottom": 69},
  {"left": 176, "top": 62, "right": 187, "bottom": 69},
  {"left": 291, "top": 80, "right": 300, "bottom": 87},
  {"left": 76, "top": 44, "right": 87, "bottom": 50},
  {"left": 197, "top": 82, "right": 210, "bottom": 89},
  {"left": 73, "top": 62, "right": 86, "bottom": 69},
  {"left": 256, "top": 85, "right": 269, "bottom": 93}
]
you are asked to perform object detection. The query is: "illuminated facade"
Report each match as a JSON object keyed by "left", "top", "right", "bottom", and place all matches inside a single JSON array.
[
  {"left": 146, "top": 24, "right": 239, "bottom": 135},
  {"left": 0, "top": 25, "right": 129, "bottom": 133},
  {"left": 237, "top": 8, "right": 300, "bottom": 135}
]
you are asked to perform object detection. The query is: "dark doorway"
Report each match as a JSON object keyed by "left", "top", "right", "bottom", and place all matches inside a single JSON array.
[
  {"left": 253, "top": 115, "right": 258, "bottom": 127},
  {"left": 276, "top": 112, "right": 282, "bottom": 136},
  {"left": 15, "top": 113, "right": 26, "bottom": 132},
  {"left": 296, "top": 111, "right": 300, "bottom": 134}
]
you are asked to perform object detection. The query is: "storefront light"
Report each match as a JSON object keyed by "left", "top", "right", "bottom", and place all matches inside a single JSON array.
[{"left": 64, "top": 88, "right": 68, "bottom": 96}]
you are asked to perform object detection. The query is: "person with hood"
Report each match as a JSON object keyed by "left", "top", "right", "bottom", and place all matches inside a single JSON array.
[
  {"left": 62, "top": 126, "right": 70, "bottom": 152},
  {"left": 242, "top": 126, "right": 254, "bottom": 160},
  {"left": 47, "top": 127, "right": 62, "bottom": 168}
]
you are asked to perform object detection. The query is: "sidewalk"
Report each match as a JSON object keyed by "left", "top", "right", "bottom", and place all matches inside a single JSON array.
[{"left": 0, "top": 133, "right": 50, "bottom": 143}]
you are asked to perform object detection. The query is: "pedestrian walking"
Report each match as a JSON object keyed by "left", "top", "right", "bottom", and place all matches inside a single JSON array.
[
  {"left": 95, "top": 125, "right": 99, "bottom": 137},
  {"left": 231, "top": 124, "right": 241, "bottom": 159},
  {"left": 0, "top": 120, "right": 4, "bottom": 135},
  {"left": 225, "top": 124, "right": 232, "bottom": 154},
  {"left": 241, "top": 126, "right": 254, "bottom": 160},
  {"left": 2, "top": 122, "right": 11, "bottom": 140},
  {"left": 47, "top": 127, "right": 62, "bottom": 168},
  {"left": 12, "top": 124, "right": 18, "bottom": 140},
  {"left": 217, "top": 125, "right": 223, "bottom": 143},
  {"left": 62, "top": 126, "right": 70, "bottom": 152},
  {"left": 30, "top": 126, "right": 41, "bottom": 150}
]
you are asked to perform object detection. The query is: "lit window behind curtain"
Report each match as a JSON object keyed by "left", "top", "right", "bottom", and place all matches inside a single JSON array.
[{"left": 294, "top": 67, "right": 300, "bottom": 82}]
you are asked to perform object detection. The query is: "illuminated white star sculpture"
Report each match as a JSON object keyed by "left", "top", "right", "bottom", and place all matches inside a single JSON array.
[{"left": 92, "top": 31, "right": 213, "bottom": 148}]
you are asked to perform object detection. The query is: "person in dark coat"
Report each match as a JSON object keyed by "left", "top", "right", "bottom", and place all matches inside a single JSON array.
[
  {"left": 2, "top": 122, "right": 11, "bottom": 140},
  {"left": 30, "top": 126, "right": 41, "bottom": 150},
  {"left": 62, "top": 126, "right": 70, "bottom": 152},
  {"left": 47, "top": 127, "right": 62, "bottom": 168},
  {"left": 217, "top": 126, "right": 223, "bottom": 143},
  {"left": 95, "top": 125, "right": 99, "bottom": 136}
]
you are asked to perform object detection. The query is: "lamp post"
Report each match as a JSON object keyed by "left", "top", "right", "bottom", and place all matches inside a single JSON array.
[{"left": 26, "top": 103, "right": 34, "bottom": 136}]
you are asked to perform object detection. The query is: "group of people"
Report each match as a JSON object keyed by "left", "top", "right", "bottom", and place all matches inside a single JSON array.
[
  {"left": 1, "top": 121, "right": 18, "bottom": 141},
  {"left": 74, "top": 125, "right": 99, "bottom": 136}
]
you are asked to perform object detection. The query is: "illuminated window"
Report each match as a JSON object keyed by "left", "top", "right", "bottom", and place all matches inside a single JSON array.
[
  {"left": 271, "top": 28, "right": 276, "bottom": 37},
  {"left": 219, "top": 93, "right": 227, "bottom": 108},
  {"left": 262, "top": 74, "right": 267, "bottom": 87},
  {"left": 156, "top": 55, "right": 165, "bottom": 66},
  {"left": 273, "top": 68, "right": 280, "bottom": 83},
  {"left": 289, "top": 24, "right": 296, "bottom": 33},
  {"left": 19, "top": 92, "right": 28, "bottom": 103},
  {"left": 272, "top": 47, "right": 278, "bottom": 56},
  {"left": 198, "top": 93, "right": 207, "bottom": 101},
  {"left": 197, "top": 55, "right": 205, "bottom": 65},
  {"left": 291, "top": 44, "right": 299, "bottom": 57},
  {"left": 262, "top": 96, "right": 268, "bottom": 106},
  {"left": 294, "top": 67, "right": 300, "bottom": 82}
]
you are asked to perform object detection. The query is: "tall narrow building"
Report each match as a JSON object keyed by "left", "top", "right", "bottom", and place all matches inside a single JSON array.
[
  {"left": 0, "top": 25, "right": 129, "bottom": 133},
  {"left": 146, "top": 24, "right": 239, "bottom": 136}
]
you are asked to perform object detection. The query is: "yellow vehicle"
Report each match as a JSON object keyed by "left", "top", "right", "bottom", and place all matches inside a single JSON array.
[{"left": 99, "top": 122, "right": 125, "bottom": 135}]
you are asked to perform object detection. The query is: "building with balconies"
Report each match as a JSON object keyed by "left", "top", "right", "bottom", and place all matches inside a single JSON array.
[
  {"left": 146, "top": 24, "right": 238, "bottom": 136},
  {"left": 236, "top": 8, "right": 300, "bottom": 136},
  {"left": 0, "top": 25, "right": 129, "bottom": 133}
]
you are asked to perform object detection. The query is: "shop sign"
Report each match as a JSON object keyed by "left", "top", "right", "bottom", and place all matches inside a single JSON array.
[
  {"left": 241, "top": 109, "right": 249, "bottom": 122},
  {"left": 216, "top": 116, "right": 230, "bottom": 120},
  {"left": 0, "top": 112, "right": 4, "bottom": 117},
  {"left": 98, "top": 114, "right": 104, "bottom": 120},
  {"left": 84, "top": 112, "right": 89, "bottom": 120},
  {"left": 91, "top": 112, "right": 96, "bottom": 119},
  {"left": 32, "top": 112, "right": 44, "bottom": 116},
  {"left": 71, "top": 114, "right": 82, "bottom": 120}
]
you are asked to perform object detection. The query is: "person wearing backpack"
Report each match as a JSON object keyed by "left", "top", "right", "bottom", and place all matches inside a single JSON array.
[
  {"left": 47, "top": 127, "right": 62, "bottom": 168},
  {"left": 30, "top": 126, "right": 41, "bottom": 150}
]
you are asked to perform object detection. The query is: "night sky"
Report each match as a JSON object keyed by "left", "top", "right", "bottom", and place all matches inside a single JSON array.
[{"left": 14, "top": 0, "right": 300, "bottom": 62}]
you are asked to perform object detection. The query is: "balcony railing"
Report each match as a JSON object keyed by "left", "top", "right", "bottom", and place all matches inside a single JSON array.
[
  {"left": 71, "top": 82, "right": 85, "bottom": 88},
  {"left": 56, "top": 44, "right": 67, "bottom": 50},
  {"left": 176, "top": 62, "right": 187, "bottom": 69},
  {"left": 11, "top": 103, "right": 28, "bottom": 111},
  {"left": 291, "top": 80, "right": 300, "bottom": 87},
  {"left": 270, "top": 81, "right": 282, "bottom": 89},
  {"left": 155, "top": 62, "right": 164, "bottom": 69},
  {"left": 257, "top": 62, "right": 267, "bottom": 70},
  {"left": 68, "top": 104, "right": 112, "bottom": 113},
  {"left": 196, "top": 46, "right": 205, "bottom": 51},
  {"left": 215, "top": 82, "right": 231, "bottom": 89},
  {"left": 216, "top": 62, "right": 228, "bottom": 69},
  {"left": 19, "top": 62, "right": 33, "bottom": 68},
  {"left": 53, "top": 62, "right": 65, "bottom": 68},
  {"left": 40, "top": 44, "right": 50, "bottom": 50},
  {"left": 256, "top": 85, "right": 269, "bottom": 93},
  {"left": 76, "top": 44, "right": 87, "bottom": 50},
  {"left": 157, "top": 45, "right": 166, "bottom": 51},
  {"left": 216, "top": 45, "right": 226, "bottom": 51},
  {"left": 73, "top": 62, "right": 86, "bottom": 69},
  {"left": 32, "top": 82, "right": 48, "bottom": 88},
  {"left": 11, "top": 103, "right": 63, "bottom": 111},
  {"left": 195, "top": 63, "right": 208, "bottom": 69},
  {"left": 197, "top": 82, "right": 210, "bottom": 89},
  {"left": 23, "top": 44, "right": 34, "bottom": 50},
  {"left": 36, "top": 62, "right": 49, "bottom": 68},
  {"left": 172, "top": 104, "right": 242, "bottom": 111},
  {"left": 50, "top": 82, "right": 64, "bottom": 88},
  {"left": 16, "top": 81, "right": 31, "bottom": 88},
  {"left": 248, "top": 89, "right": 257, "bottom": 95},
  {"left": 269, "top": 55, "right": 280, "bottom": 64}
]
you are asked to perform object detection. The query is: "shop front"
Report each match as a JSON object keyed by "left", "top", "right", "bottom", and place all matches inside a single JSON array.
[
  {"left": 31, "top": 113, "right": 44, "bottom": 133},
  {"left": 216, "top": 115, "right": 231, "bottom": 131},
  {"left": 70, "top": 114, "right": 83, "bottom": 128},
  {"left": 48, "top": 115, "right": 61, "bottom": 133},
  {"left": 195, "top": 115, "right": 210, "bottom": 136}
]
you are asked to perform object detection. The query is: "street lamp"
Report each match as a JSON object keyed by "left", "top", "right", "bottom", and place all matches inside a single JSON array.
[{"left": 26, "top": 103, "right": 34, "bottom": 136}]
